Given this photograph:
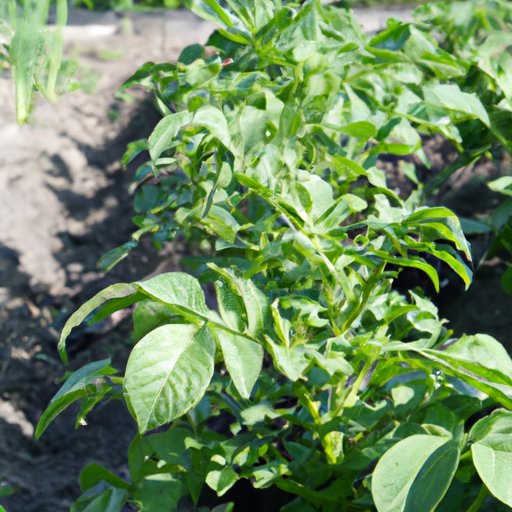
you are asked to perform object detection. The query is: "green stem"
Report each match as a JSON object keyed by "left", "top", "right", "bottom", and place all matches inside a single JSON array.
[
  {"left": 46, "top": 0, "right": 67, "bottom": 101},
  {"left": 340, "top": 261, "right": 386, "bottom": 334},
  {"left": 294, "top": 382, "right": 337, "bottom": 464},
  {"left": 331, "top": 340, "right": 381, "bottom": 419},
  {"left": 341, "top": 352, "right": 376, "bottom": 409},
  {"left": 467, "top": 484, "right": 489, "bottom": 512}
]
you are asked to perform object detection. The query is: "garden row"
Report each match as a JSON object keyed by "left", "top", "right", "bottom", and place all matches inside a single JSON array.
[{"left": 4, "top": 0, "right": 512, "bottom": 510}]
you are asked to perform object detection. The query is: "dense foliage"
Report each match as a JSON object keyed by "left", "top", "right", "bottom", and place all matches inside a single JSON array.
[
  {"left": 417, "top": 0, "right": 512, "bottom": 296},
  {"left": 6, "top": 0, "right": 512, "bottom": 510}
]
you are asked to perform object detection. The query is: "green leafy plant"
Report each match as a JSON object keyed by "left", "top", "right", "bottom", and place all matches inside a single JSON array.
[
  {"left": 0, "top": 0, "right": 77, "bottom": 123},
  {"left": 415, "top": 0, "right": 512, "bottom": 194},
  {"left": 35, "top": 0, "right": 512, "bottom": 510}
]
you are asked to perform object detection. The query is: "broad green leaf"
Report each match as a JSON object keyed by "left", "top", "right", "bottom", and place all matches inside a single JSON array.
[
  {"left": 309, "top": 350, "right": 353, "bottom": 377},
  {"left": 194, "top": 105, "right": 232, "bottom": 150},
  {"left": 147, "top": 426, "right": 191, "bottom": 465},
  {"left": 215, "top": 279, "right": 245, "bottom": 331},
  {"left": 422, "top": 84, "right": 490, "bottom": 127},
  {"left": 79, "top": 464, "right": 130, "bottom": 491},
  {"left": 178, "top": 43, "right": 205, "bottom": 65},
  {"left": 124, "top": 324, "right": 215, "bottom": 433},
  {"left": 470, "top": 409, "right": 512, "bottom": 508},
  {"left": 132, "top": 474, "right": 187, "bottom": 511},
  {"left": 133, "top": 300, "right": 176, "bottom": 342},
  {"left": 372, "top": 435, "right": 458, "bottom": 512},
  {"left": 214, "top": 329, "right": 263, "bottom": 398},
  {"left": 240, "top": 403, "right": 280, "bottom": 425},
  {"left": 204, "top": 205, "right": 240, "bottom": 243},
  {"left": 489, "top": 176, "right": 512, "bottom": 197},
  {"left": 297, "top": 172, "right": 334, "bottom": 221},
  {"left": 267, "top": 338, "right": 308, "bottom": 382},
  {"left": 404, "top": 441, "right": 460, "bottom": 511},
  {"left": 206, "top": 467, "right": 238, "bottom": 497},
  {"left": 148, "top": 111, "right": 192, "bottom": 161},
  {"left": 58, "top": 283, "right": 138, "bottom": 364},
  {"left": 186, "top": 0, "right": 236, "bottom": 29},
  {"left": 135, "top": 272, "right": 211, "bottom": 320},
  {"left": 71, "top": 487, "right": 128, "bottom": 512},
  {"left": 36, "top": 359, "right": 116, "bottom": 439},
  {"left": 443, "top": 334, "right": 512, "bottom": 378},
  {"left": 239, "top": 105, "right": 267, "bottom": 154},
  {"left": 208, "top": 264, "right": 271, "bottom": 337},
  {"left": 338, "top": 121, "right": 377, "bottom": 139},
  {"left": 386, "top": 338, "right": 512, "bottom": 408}
]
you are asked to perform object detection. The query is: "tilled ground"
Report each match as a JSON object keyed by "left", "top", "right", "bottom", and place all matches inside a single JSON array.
[{"left": 0, "top": 9, "right": 212, "bottom": 511}]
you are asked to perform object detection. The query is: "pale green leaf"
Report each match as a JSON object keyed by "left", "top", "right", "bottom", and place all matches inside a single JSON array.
[
  {"left": 470, "top": 409, "right": 512, "bottom": 508},
  {"left": 58, "top": 283, "right": 138, "bottom": 364},
  {"left": 372, "top": 435, "right": 457, "bottom": 512},
  {"left": 423, "top": 84, "right": 490, "bottom": 127},
  {"left": 135, "top": 272, "right": 210, "bottom": 319},
  {"left": 208, "top": 264, "right": 271, "bottom": 337},
  {"left": 148, "top": 111, "right": 192, "bottom": 161},
  {"left": 194, "top": 105, "right": 232, "bottom": 150},
  {"left": 124, "top": 324, "right": 215, "bottom": 433},
  {"left": 489, "top": 176, "right": 512, "bottom": 197},
  {"left": 206, "top": 467, "right": 238, "bottom": 497},
  {"left": 214, "top": 329, "right": 263, "bottom": 398}
]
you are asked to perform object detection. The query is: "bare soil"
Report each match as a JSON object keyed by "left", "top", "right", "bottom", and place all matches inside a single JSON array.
[{"left": 0, "top": 9, "right": 212, "bottom": 511}]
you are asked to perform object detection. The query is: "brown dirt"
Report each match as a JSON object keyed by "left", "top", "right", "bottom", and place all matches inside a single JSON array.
[{"left": 0, "top": 8, "right": 212, "bottom": 511}]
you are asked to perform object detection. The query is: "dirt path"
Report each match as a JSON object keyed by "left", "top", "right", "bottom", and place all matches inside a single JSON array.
[{"left": 0, "top": 9, "right": 213, "bottom": 511}]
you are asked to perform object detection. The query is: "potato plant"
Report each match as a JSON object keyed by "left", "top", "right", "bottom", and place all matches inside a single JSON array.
[
  {"left": 416, "top": 0, "right": 512, "bottom": 193},
  {"left": 31, "top": 0, "right": 512, "bottom": 510}
]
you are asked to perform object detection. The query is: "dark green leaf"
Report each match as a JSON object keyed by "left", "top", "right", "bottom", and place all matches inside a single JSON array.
[{"left": 36, "top": 359, "right": 116, "bottom": 439}]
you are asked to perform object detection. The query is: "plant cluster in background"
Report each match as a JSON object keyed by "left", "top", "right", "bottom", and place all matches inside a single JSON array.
[
  {"left": 32, "top": 0, "right": 512, "bottom": 511},
  {"left": 71, "top": 0, "right": 184, "bottom": 11},
  {"left": 0, "top": 0, "right": 76, "bottom": 123},
  {"left": 0, "top": 0, "right": 186, "bottom": 124},
  {"left": 416, "top": 0, "right": 512, "bottom": 296}
]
